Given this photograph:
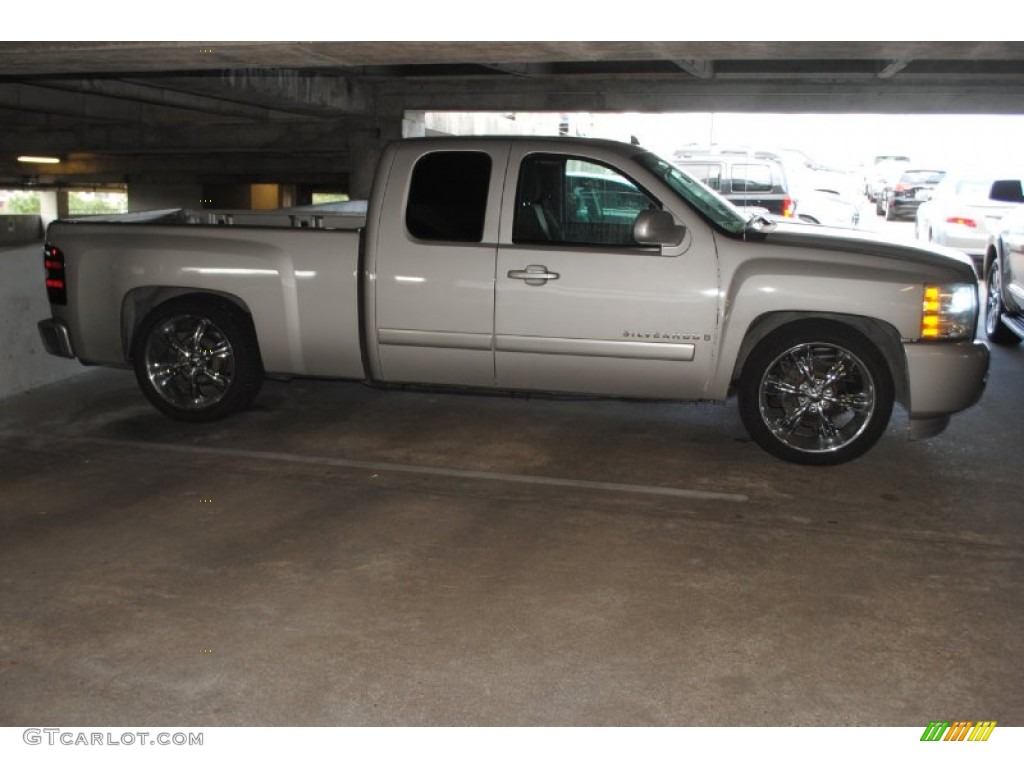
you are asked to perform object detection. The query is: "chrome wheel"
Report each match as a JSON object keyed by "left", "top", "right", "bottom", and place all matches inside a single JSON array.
[
  {"left": 738, "top": 322, "right": 893, "bottom": 465},
  {"left": 133, "top": 297, "right": 262, "bottom": 422},
  {"left": 757, "top": 342, "right": 876, "bottom": 455},
  {"left": 143, "top": 313, "right": 235, "bottom": 410}
]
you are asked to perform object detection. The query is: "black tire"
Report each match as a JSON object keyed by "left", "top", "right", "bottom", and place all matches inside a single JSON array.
[
  {"left": 737, "top": 321, "right": 894, "bottom": 466},
  {"left": 984, "top": 259, "right": 1020, "bottom": 345},
  {"left": 875, "top": 198, "right": 884, "bottom": 216},
  {"left": 131, "top": 296, "right": 263, "bottom": 422}
]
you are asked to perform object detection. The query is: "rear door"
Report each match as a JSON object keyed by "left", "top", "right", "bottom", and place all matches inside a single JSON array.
[
  {"left": 371, "top": 142, "right": 509, "bottom": 387},
  {"left": 493, "top": 148, "right": 719, "bottom": 400}
]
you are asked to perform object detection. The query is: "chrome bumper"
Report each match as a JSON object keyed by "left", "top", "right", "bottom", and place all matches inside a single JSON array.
[{"left": 38, "top": 318, "right": 76, "bottom": 358}]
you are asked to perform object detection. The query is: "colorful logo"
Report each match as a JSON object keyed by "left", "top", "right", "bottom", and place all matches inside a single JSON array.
[{"left": 920, "top": 721, "right": 997, "bottom": 742}]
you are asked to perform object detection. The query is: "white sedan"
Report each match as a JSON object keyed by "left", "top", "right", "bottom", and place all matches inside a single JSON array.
[{"left": 916, "top": 170, "right": 1024, "bottom": 273}]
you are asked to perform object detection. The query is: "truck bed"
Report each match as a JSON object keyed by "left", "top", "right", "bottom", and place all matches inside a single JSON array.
[{"left": 45, "top": 208, "right": 367, "bottom": 379}]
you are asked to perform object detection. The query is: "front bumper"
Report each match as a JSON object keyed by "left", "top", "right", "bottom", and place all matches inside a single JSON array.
[
  {"left": 903, "top": 339, "right": 989, "bottom": 422},
  {"left": 38, "top": 318, "right": 76, "bottom": 358}
]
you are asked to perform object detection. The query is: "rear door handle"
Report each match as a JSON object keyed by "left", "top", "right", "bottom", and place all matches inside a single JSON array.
[{"left": 507, "top": 264, "right": 560, "bottom": 286}]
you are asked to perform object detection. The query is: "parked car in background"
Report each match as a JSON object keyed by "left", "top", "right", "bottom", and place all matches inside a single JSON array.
[
  {"left": 916, "top": 171, "right": 1024, "bottom": 273},
  {"left": 672, "top": 149, "right": 795, "bottom": 218},
  {"left": 877, "top": 169, "right": 945, "bottom": 220},
  {"left": 672, "top": 147, "right": 859, "bottom": 228},
  {"left": 983, "top": 206, "right": 1024, "bottom": 345},
  {"left": 865, "top": 158, "right": 911, "bottom": 202},
  {"left": 792, "top": 187, "right": 860, "bottom": 228}
]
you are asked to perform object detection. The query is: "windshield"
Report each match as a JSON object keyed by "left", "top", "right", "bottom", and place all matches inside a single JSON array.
[
  {"left": 635, "top": 151, "right": 750, "bottom": 234},
  {"left": 900, "top": 170, "right": 944, "bottom": 185}
]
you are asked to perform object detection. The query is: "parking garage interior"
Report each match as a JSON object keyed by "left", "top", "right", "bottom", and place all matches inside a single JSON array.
[{"left": 1, "top": 38, "right": 1022, "bottom": 759}]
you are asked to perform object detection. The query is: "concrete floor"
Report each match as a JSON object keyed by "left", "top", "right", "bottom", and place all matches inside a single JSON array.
[{"left": 0, "top": 338, "right": 1021, "bottom": 726}]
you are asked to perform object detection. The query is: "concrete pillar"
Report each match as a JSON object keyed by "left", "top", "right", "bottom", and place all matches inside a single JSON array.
[
  {"left": 404, "top": 111, "right": 427, "bottom": 138},
  {"left": 348, "top": 121, "right": 404, "bottom": 200},
  {"left": 38, "top": 189, "right": 70, "bottom": 231}
]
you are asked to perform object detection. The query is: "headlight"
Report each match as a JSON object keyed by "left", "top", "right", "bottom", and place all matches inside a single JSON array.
[{"left": 921, "top": 284, "right": 977, "bottom": 340}]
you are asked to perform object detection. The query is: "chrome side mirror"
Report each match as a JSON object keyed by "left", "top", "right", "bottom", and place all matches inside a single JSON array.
[{"left": 634, "top": 209, "right": 687, "bottom": 247}]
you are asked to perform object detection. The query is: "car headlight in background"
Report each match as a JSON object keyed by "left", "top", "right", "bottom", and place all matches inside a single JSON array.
[{"left": 921, "top": 284, "right": 977, "bottom": 340}]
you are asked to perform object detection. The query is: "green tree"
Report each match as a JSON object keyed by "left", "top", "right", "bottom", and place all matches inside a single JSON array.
[
  {"left": 5, "top": 192, "right": 41, "bottom": 214},
  {"left": 69, "top": 192, "right": 127, "bottom": 215}
]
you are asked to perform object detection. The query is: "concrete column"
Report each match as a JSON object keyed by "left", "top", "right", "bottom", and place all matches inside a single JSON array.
[
  {"left": 403, "top": 111, "right": 427, "bottom": 138},
  {"left": 348, "top": 120, "right": 404, "bottom": 200},
  {"left": 38, "top": 189, "right": 70, "bottom": 230}
]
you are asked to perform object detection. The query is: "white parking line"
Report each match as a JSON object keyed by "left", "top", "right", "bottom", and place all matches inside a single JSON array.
[{"left": 38, "top": 434, "right": 750, "bottom": 503}]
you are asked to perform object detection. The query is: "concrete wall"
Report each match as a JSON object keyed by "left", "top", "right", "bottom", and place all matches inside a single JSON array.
[
  {"left": 0, "top": 215, "right": 42, "bottom": 245},
  {"left": 0, "top": 241, "right": 86, "bottom": 401},
  {"left": 128, "top": 183, "right": 203, "bottom": 212}
]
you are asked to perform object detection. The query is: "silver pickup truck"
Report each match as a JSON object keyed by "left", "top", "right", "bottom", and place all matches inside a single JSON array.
[{"left": 37, "top": 136, "right": 989, "bottom": 465}]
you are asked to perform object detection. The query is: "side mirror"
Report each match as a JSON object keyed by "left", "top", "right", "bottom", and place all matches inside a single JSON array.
[{"left": 633, "top": 209, "right": 687, "bottom": 247}]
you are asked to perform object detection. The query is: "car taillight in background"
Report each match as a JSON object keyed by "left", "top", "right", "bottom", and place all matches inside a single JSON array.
[
  {"left": 945, "top": 216, "right": 978, "bottom": 228},
  {"left": 43, "top": 243, "right": 67, "bottom": 305},
  {"left": 782, "top": 196, "right": 795, "bottom": 218}
]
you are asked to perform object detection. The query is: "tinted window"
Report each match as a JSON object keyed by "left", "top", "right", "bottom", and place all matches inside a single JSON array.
[
  {"left": 990, "top": 179, "right": 1024, "bottom": 203},
  {"left": 513, "top": 154, "right": 658, "bottom": 247},
  {"left": 406, "top": 151, "right": 491, "bottom": 242}
]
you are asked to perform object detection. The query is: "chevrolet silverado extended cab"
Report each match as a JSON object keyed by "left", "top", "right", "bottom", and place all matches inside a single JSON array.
[{"left": 37, "top": 136, "right": 989, "bottom": 465}]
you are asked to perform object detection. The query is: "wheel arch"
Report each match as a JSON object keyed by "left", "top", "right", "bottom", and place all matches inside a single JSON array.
[
  {"left": 730, "top": 312, "right": 909, "bottom": 407},
  {"left": 121, "top": 287, "right": 258, "bottom": 363}
]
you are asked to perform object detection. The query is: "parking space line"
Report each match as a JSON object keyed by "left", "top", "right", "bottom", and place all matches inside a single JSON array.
[{"left": 37, "top": 434, "right": 750, "bottom": 503}]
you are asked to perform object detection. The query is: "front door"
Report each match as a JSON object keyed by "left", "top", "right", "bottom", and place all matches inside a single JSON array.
[{"left": 494, "top": 150, "right": 719, "bottom": 400}]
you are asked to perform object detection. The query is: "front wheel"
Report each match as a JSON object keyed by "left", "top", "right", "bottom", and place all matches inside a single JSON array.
[
  {"left": 737, "top": 322, "right": 894, "bottom": 465},
  {"left": 985, "top": 259, "right": 1020, "bottom": 345},
  {"left": 132, "top": 297, "right": 263, "bottom": 422}
]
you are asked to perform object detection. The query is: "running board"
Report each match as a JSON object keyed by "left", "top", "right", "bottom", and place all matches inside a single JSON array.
[{"left": 1001, "top": 314, "right": 1024, "bottom": 340}]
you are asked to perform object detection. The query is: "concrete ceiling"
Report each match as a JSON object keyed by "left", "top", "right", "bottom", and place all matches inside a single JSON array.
[{"left": 1, "top": 41, "right": 1022, "bottom": 188}]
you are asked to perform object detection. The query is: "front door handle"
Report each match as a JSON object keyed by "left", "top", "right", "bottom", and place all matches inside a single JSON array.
[{"left": 507, "top": 264, "right": 560, "bottom": 286}]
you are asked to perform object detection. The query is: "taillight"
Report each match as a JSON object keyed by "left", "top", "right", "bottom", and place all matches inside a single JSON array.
[
  {"left": 894, "top": 183, "right": 908, "bottom": 193},
  {"left": 782, "top": 196, "right": 795, "bottom": 218},
  {"left": 43, "top": 242, "right": 67, "bottom": 305},
  {"left": 945, "top": 216, "right": 977, "bottom": 228}
]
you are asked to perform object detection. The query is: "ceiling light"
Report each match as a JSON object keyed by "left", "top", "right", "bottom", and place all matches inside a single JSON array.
[{"left": 17, "top": 156, "right": 61, "bottom": 164}]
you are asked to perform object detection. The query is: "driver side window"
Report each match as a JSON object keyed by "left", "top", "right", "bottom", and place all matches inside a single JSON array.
[{"left": 513, "top": 154, "right": 658, "bottom": 247}]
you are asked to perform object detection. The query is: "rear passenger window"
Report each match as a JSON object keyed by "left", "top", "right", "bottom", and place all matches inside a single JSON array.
[{"left": 406, "top": 152, "right": 491, "bottom": 242}]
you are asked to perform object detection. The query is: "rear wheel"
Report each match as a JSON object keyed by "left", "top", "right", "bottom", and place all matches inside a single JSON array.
[
  {"left": 738, "top": 322, "right": 894, "bottom": 465},
  {"left": 985, "top": 259, "right": 1020, "bottom": 345},
  {"left": 132, "top": 297, "right": 263, "bottom": 421}
]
